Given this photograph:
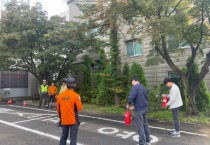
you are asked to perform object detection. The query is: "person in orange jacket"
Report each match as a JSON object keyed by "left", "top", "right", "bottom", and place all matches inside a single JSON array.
[
  {"left": 48, "top": 81, "right": 57, "bottom": 108},
  {"left": 56, "top": 77, "right": 82, "bottom": 145}
]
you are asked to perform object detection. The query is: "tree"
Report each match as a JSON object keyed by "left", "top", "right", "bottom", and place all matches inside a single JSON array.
[
  {"left": 79, "top": 55, "right": 93, "bottom": 103},
  {"left": 129, "top": 62, "right": 147, "bottom": 87},
  {"left": 0, "top": 1, "right": 98, "bottom": 83},
  {"left": 119, "top": 0, "right": 210, "bottom": 115},
  {"left": 77, "top": 0, "right": 126, "bottom": 106}
]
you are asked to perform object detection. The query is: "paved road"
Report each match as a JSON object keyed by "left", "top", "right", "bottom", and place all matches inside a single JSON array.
[{"left": 0, "top": 104, "right": 209, "bottom": 145}]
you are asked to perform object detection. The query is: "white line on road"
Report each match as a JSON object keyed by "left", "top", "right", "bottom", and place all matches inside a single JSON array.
[
  {"left": 13, "top": 116, "right": 52, "bottom": 124},
  {"left": 27, "top": 114, "right": 51, "bottom": 118},
  {"left": 0, "top": 119, "right": 84, "bottom": 145},
  {"left": 9, "top": 105, "right": 208, "bottom": 137}
]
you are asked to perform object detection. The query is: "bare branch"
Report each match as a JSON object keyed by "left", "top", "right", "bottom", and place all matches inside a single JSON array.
[
  {"left": 157, "top": 6, "right": 163, "bottom": 18},
  {"left": 161, "top": 36, "right": 183, "bottom": 77},
  {"left": 195, "top": 1, "right": 205, "bottom": 51},
  {"left": 199, "top": 51, "right": 210, "bottom": 80},
  {"left": 168, "top": 0, "right": 183, "bottom": 16},
  {"left": 131, "top": 0, "right": 150, "bottom": 19}
]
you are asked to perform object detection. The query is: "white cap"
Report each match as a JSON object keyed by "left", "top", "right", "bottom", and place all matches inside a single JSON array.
[{"left": 43, "top": 79, "right": 46, "bottom": 82}]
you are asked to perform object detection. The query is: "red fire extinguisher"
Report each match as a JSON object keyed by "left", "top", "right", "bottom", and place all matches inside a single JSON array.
[
  {"left": 162, "top": 96, "right": 168, "bottom": 108},
  {"left": 124, "top": 110, "right": 131, "bottom": 126}
]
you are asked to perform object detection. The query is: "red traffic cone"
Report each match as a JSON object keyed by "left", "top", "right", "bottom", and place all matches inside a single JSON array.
[
  {"left": 8, "top": 99, "right": 12, "bottom": 105},
  {"left": 23, "top": 100, "right": 27, "bottom": 106}
]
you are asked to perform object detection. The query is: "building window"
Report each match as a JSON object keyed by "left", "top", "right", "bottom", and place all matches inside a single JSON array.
[
  {"left": 168, "top": 71, "right": 178, "bottom": 78},
  {"left": 126, "top": 40, "right": 142, "bottom": 57},
  {"left": 168, "top": 36, "right": 190, "bottom": 49}
]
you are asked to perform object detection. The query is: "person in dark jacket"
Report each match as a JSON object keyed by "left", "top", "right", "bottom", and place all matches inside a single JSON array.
[{"left": 126, "top": 76, "right": 151, "bottom": 145}]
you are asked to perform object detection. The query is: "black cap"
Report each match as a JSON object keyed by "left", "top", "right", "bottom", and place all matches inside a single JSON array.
[
  {"left": 131, "top": 76, "right": 139, "bottom": 82},
  {"left": 163, "top": 78, "right": 172, "bottom": 85},
  {"left": 66, "top": 77, "right": 76, "bottom": 88}
]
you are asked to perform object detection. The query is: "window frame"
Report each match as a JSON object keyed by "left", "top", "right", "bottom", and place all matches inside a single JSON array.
[{"left": 125, "top": 39, "right": 142, "bottom": 57}]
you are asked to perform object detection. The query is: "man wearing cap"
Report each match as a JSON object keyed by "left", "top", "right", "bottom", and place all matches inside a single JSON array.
[
  {"left": 56, "top": 77, "right": 83, "bottom": 145},
  {"left": 38, "top": 79, "right": 48, "bottom": 108}
]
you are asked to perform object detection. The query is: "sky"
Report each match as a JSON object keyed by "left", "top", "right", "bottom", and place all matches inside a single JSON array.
[
  {"left": 0, "top": 0, "right": 69, "bottom": 18},
  {"left": 31, "top": 0, "right": 69, "bottom": 17}
]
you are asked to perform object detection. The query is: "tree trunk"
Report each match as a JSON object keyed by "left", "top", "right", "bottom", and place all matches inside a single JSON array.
[
  {"left": 114, "top": 94, "right": 119, "bottom": 106},
  {"left": 186, "top": 84, "right": 199, "bottom": 115},
  {"left": 187, "top": 90, "right": 199, "bottom": 115},
  {"left": 181, "top": 75, "right": 199, "bottom": 115}
]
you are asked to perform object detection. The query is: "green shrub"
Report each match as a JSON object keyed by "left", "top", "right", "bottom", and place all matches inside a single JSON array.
[
  {"left": 129, "top": 62, "right": 147, "bottom": 86},
  {"left": 148, "top": 84, "right": 169, "bottom": 112},
  {"left": 96, "top": 66, "right": 114, "bottom": 105},
  {"left": 196, "top": 81, "right": 210, "bottom": 112}
]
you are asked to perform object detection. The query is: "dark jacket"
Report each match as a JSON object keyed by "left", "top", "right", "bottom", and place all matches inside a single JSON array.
[{"left": 128, "top": 83, "right": 148, "bottom": 111}]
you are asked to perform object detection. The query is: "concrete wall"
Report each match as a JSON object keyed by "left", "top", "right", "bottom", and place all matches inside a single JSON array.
[
  {"left": 0, "top": 71, "right": 39, "bottom": 99},
  {"left": 28, "top": 73, "right": 39, "bottom": 97},
  {"left": 67, "top": 0, "right": 96, "bottom": 22}
]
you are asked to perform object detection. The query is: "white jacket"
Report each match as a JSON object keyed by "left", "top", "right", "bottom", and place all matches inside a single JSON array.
[{"left": 167, "top": 84, "right": 183, "bottom": 109}]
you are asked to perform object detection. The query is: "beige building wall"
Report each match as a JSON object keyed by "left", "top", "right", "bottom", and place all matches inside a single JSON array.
[{"left": 119, "top": 33, "right": 210, "bottom": 90}]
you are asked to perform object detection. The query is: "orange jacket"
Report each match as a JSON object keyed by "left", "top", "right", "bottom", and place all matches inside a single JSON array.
[
  {"left": 48, "top": 85, "right": 57, "bottom": 96},
  {"left": 56, "top": 89, "right": 82, "bottom": 125}
]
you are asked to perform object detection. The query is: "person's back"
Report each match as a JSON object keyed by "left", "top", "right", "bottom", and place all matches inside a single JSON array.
[
  {"left": 57, "top": 89, "right": 82, "bottom": 125},
  {"left": 56, "top": 77, "right": 82, "bottom": 145},
  {"left": 131, "top": 83, "right": 148, "bottom": 111}
]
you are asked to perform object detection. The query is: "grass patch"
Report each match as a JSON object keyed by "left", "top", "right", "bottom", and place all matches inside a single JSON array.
[
  {"left": 148, "top": 110, "right": 172, "bottom": 121},
  {"left": 83, "top": 103, "right": 210, "bottom": 125}
]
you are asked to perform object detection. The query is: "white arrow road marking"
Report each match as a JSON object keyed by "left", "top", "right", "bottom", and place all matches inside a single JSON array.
[{"left": 0, "top": 119, "right": 84, "bottom": 145}]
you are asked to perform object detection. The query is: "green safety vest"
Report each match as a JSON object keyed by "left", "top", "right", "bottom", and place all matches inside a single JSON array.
[{"left": 40, "top": 85, "right": 48, "bottom": 93}]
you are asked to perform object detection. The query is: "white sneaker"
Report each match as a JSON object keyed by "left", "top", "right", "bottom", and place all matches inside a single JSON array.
[
  {"left": 169, "top": 129, "right": 176, "bottom": 134},
  {"left": 170, "top": 131, "right": 181, "bottom": 137}
]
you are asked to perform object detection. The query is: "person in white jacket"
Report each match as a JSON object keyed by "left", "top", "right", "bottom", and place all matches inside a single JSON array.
[{"left": 162, "top": 78, "right": 183, "bottom": 137}]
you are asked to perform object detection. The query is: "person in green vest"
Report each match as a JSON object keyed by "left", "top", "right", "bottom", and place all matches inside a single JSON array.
[{"left": 38, "top": 79, "right": 48, "bottom": 108}]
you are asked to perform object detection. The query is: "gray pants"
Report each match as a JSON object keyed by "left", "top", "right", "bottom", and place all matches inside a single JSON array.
[
  {"left": 135, "top": 108, "right": 151, "bottom": 145},
  {"left": 171, "top": 107, "right": 180, "bottom": 132},
  {"left": 59, "top": 123, "right": 79, "bottom": 145},
  {"left": 59, "top": 113, "right": 80, "bottom": 145},
  {"left": 38, "top": 93, "right": 48, "bottom": 108}
]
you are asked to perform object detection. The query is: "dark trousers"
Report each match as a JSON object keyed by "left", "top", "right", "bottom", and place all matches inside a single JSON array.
[
  {"left": 47, "top": 95, "right": 55, "bottom": 108},
  {"left": 59, "top": 123, "right": 79, "bottom": 145},
  {"left": 135, "top": 108, "right": 151, "bottom": 145},
  {"left": 171, "top": 107, "right": 180, "bottom": 132},
  {"left": 38, "top": 93, "right": 48, "bottom": 108}
]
